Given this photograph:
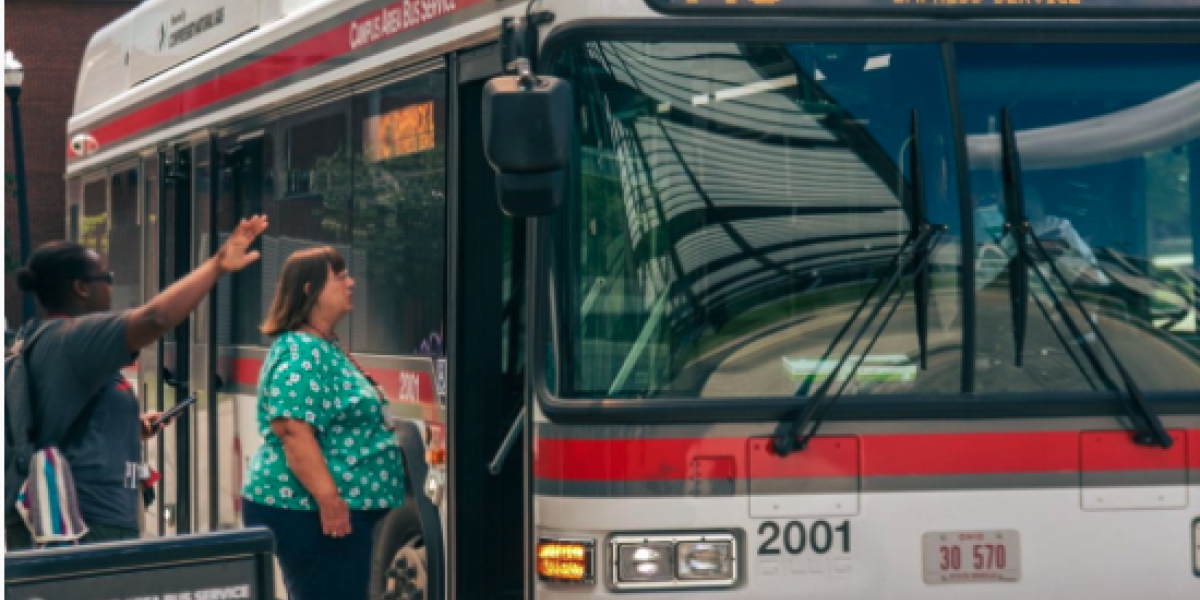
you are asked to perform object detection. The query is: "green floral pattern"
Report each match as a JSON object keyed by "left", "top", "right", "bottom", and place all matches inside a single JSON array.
[{"left": 242, "top": 332, "right": 404, "bottom": 510}]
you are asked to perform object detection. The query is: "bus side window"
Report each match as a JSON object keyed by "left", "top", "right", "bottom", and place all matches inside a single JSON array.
[{"left": 348, "top": 69, "right": 448, "bottom": 357}]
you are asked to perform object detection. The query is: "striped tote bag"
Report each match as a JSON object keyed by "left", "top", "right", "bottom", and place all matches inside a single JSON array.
[{"left": 14, "top": 447, "right": 88, "bottom": 547}]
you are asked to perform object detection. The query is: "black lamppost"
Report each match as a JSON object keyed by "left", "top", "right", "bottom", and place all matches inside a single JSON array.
[{"left": 6, "top": 49, "right": 35, "bottom": 325}]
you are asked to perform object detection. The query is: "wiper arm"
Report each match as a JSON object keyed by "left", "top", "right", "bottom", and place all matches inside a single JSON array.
[
  {"left": 778, "top": 110, "right": 946, "bottom": 455},
  {"left": 793, "top": 233, "right": 915, "bottom": 398},
  {"left": 775, "top": 227, "right": 946, "bottom": 456},
  {"left": 998, "top": 108, "right": 1172, "bottom": 449},
  {"left": 1000, "top": 109, "right": 1031, "bottom": 367},
  {"left": 1000, "top": 108, "right": 1112, "bottom": 389},
  {"left": 794, "top": 110, "right": 932, "bottom": 397}
]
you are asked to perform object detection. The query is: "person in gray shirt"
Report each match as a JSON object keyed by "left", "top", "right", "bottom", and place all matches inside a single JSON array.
[{"left": 6, "top": 216, "right": 268, "bottom": 549}]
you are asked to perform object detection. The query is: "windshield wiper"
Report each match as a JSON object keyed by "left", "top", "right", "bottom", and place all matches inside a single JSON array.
[
  {"left": 778, "top": 111, "right": 946, "bottom": 456},
  {"left": 776, "top": 227, "right": 945, "bottom": 456},
  {"left": 1000, "top": 109, "right": 1031, "bottom": 368},
  {"left": 998, "top": 107, "right": 1172, "bottom": 449},
  {"left": 973, "top": 118, "right": 1092, "bottom": 389},
  {"left": 795, "top": 110, "right": 936, "bottom": 398}
]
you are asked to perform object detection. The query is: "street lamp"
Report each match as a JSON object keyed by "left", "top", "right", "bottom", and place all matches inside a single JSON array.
[{"left": 6, "top": 49, "right": 35, "bottom": 324}]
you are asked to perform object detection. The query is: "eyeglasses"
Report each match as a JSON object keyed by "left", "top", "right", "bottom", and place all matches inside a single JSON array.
[{"left": 83, "top": 271, "right": 115, "bottom": 285}]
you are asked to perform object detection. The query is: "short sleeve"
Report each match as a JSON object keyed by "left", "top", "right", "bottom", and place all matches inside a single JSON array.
[
  {"left": 33, "top": 311, "right": 132, "bottom": 399},
  {"left": 262, "top": 336, "right": 335, "bottom": 432}
]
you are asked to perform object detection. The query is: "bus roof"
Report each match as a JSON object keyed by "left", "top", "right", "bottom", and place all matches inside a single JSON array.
[
  {"left": 68, "top": 0, "right": 1200, "bottom": 173},
  {"left": 73, "top": 0, "right": 537, "bottom": 115},
  {"left": 70, "top": 0, "right": 1200, "bottom": 118},
  {"left": 75, "top": 0, "right": 287, "bottom": 115},
  {"left": 69, "top": 0, "right": 535, "bottom": 169}
]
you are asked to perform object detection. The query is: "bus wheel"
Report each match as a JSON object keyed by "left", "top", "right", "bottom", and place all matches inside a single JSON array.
[{"left": 371, "top": 504, "right": 426, "bottom": 600}]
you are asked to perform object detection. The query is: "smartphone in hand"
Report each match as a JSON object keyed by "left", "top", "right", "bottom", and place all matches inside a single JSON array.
[{"left": 152, "top": 395, "right": 198, "bottom": 430}]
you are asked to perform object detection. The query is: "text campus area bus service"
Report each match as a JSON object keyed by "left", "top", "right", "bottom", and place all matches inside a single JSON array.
[{"left": 65, "top": 0, "right": 1200, "bottom": 597}]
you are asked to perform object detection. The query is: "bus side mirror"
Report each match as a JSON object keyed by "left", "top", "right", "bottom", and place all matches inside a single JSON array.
[{"left": 482, "top": 69, "right": 572, "bottom": 217}]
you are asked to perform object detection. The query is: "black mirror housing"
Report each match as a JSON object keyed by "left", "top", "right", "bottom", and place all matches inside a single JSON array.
[
  {"left": 495, "top": 171, "right": 563, "bottom": 217},
  {"left": 482, "top": 72, "right": 573, "bottom": 217}
]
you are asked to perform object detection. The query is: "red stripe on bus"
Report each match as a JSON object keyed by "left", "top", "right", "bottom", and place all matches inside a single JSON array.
[
  {"left": 1081, "top": 430, "right": 1188, "bottom": 471},
  {"left": 1191, "top": 429, "right": 1200, "bottom": 469},
  {"left": 227, "top": 356, "right": 435, "bottom": 404},
  {"left": 85, "top": 0, "right": 486, "bottom": 153},
  {"left": 535, "top": 437, "right": 747, "bottom": 482},
  {"left": 748, "top": 436, "right": 860, "bottom": 479},
  {"left": 535, "top": 430, "right": 1194, "bottom": 482},
  {"left": 232, "top": 357, "right": 265, "bottom": 388},
  {"left": 865, "top": 431, "right": 1079, "bottom": 476}
]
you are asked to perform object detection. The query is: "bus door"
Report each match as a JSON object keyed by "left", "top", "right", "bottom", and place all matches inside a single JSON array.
[
  {"left": 215, "top": 130, "right": 269, "bottom": 534},
  {"left": 138, "top": 150, "right": 163, "bottom": 536},
  {"left": 148, "top": 142, "right": 195, "bottom": 535},
  {"left": 189, "top": 136, "right": 224, "bottom": 533},
  {"left": 447, "top": 43, "right": 528, "bottom": 600}
]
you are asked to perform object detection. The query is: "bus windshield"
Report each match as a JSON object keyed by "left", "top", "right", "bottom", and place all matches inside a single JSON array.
[{"left": 553, "top": 40, "right": 1200, "bottom": 400}]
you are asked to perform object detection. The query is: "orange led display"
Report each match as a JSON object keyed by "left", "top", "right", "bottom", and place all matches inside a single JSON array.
[{"left": 365, "top": 101, "right": 436, "bottom": 161}]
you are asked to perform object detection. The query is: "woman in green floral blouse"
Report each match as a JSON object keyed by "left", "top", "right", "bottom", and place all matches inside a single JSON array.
[{"left": 242, "top": 247, "right": 403, "bottom": 600}]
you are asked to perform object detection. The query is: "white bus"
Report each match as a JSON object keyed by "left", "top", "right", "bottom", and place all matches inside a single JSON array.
[{"left": 67, "top": 0, "right": 1200, "bottom": 598}]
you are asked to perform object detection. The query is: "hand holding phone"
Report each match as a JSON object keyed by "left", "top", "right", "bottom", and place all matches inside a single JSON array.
[{"left": 152, "top": 395, "right": 197, "bottom": 430}]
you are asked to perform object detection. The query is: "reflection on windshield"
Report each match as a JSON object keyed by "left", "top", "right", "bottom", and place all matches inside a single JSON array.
[
  {"left": 557, "top": 42, "right": 962, "bottom": 398},
  {"left": 555, "top": 40, "right": 1200, "bottom": 401},
  {"left": 960, "top": 43, "right": 1200, "bottom": 394},
  {"left": 967, "top": 81, "right": 1200, "bottom": 171}
]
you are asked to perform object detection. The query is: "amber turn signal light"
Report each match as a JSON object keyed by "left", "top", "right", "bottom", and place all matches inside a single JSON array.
[
  {"left": 536, "top": 539, "right": 594, "bottom": 584},
  {"left": 425, "top": 448, "right": 446, "bottom": 466}
]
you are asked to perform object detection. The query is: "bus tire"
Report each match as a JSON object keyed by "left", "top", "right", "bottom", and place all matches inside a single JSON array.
[{"left": 371, "top": 503, "right": 426, "bottom": 600}]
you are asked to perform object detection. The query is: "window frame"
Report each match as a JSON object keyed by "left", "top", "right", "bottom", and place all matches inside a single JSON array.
[
  {"left": 79, "top": 169, "right": 112, "bottom": 263},
  {"left": 106, "top": 159, "right": 144, "bottom": 312},
  {"left": 347, "top": 63, "right": 450, "bottom": 357},
  {"left": 206, "top": 59, "right": 451, "bottom": 354}
]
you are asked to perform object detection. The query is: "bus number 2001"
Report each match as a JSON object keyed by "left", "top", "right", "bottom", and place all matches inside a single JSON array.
[{"left": 757, "top": 520, "right": 851, "bottom": 556}]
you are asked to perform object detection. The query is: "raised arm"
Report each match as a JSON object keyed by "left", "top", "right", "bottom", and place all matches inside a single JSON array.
[{"left": 125, "top": 216, "right": 268, "bottom": 351}]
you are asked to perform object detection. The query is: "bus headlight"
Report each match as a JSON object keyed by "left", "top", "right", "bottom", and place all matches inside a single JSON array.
[
  {"left": 611, "top": 533, "right": 738, "bottom": 589},
  {"left": 616, "top": 542, "right": 673, "bottom": 582},
  {"left": 677, "top": 541, "right": 735, "bottom": 580}
]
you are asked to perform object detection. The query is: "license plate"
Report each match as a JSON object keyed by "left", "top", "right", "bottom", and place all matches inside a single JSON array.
[{"left": 921, "top": 530, "right": 1020, "bottom": 584}]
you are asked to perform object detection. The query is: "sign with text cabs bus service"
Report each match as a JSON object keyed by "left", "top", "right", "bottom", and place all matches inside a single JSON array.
[{"left": 649, "top": 0, "right": 1200, "bottom": 13}]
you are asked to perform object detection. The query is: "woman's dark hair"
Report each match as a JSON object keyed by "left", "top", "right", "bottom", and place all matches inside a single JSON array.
[
  {"left": 261, "top": 246, "right": 347, "bottom": 336},
  {"left": 16, "top": 241, "right": 93, "bottom": 311}
]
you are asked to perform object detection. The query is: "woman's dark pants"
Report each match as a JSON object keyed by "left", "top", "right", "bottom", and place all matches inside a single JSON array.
[{"left": 243, "top": 500, "right": 388, "bottom": 600}]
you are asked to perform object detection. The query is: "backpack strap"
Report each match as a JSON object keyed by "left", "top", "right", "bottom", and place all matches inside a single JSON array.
[
  {"left": 6, "top": 320, "right": 54, "bottom": 523},
  {"left": 9, "top": 319, "right": 98, "bottom": 449},
  {"left": 6, "top": 320, "right": 53, "bottom": 365},
  {"left": 6, "top": 320, "right": 55, "bottom": 449}
]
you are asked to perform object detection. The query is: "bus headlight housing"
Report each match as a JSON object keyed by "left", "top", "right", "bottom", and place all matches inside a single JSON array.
[
  {"left": 616, "top": 542, "right": 673, "bottom": 582},
  {"left": 677, "top": 541, "right": 735, "bottom": 580},
  {"left": 611, "top": 533, "right": 738, "bottom": 589},
  {"left": 1193, "top": 518, "right": 1199, "bottom": 577}
]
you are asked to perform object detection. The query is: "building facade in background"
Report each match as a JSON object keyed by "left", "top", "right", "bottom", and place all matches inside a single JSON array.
[{"left": 5, "top": 0, "right": 139, "bottom": 327}]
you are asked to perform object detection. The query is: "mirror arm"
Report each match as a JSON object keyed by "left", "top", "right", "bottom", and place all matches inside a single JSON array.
[
  {"left": 515, "top": 58, "right": 537, "bottom": 90},
  {"left": 488, "top": 407, "right": 526, "bottom": 476}
]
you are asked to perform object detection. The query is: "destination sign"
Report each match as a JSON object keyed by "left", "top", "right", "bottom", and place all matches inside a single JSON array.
[
  {"left": 651, "top": 0, "right": 1200, "bottom": 12},
  {"left": 364, "top": 101, "right": 437, "bottom": 162}
]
